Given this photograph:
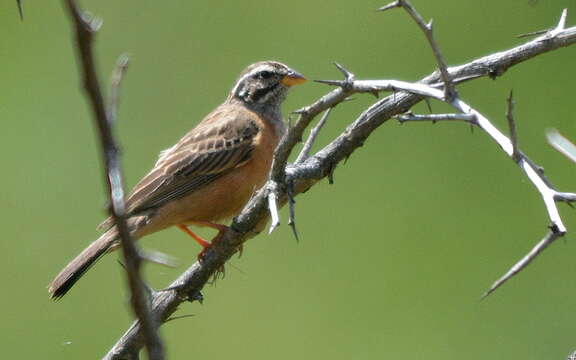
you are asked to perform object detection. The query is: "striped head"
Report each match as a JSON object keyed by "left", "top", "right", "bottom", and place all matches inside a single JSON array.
[{"left": 228, "top": 61, "right": 306, "bottom": 109}]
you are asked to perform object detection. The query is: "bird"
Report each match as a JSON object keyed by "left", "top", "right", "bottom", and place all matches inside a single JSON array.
[{"left": 48, "top": 61, "right": 306, "bottom": 299}]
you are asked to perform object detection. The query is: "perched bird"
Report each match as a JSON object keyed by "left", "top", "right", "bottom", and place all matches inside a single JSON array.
[{"left": 48, "top": 61, "right": 306, "bottom": 298}]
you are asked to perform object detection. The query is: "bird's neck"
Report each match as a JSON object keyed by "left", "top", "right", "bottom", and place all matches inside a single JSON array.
[{"left": 227, "top": 97, "right": 286, "bottom": 138}]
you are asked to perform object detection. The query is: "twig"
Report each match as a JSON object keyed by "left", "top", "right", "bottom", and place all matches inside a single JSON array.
[
  {"left": 517, "top": 8, "right": 567, "bottom": 39},
  {"left": 267, "top": 182, "right": 280, "bottom": 234},
  {"left": 62, "top": 1, "right": 164, "bottom": 359},
  {"left": 546, "top": 129, "right": 576, "bottom": 163},
  {"left": 295, "top": 107, "right": 334, "bottom": 164},
  {"left": 517, "top": 29, "right": 548, "bottom": 38},
  {"left": 107, "top": 55, "right": 130, "bottom": 126},
  {"left": 379, "top": 0, "right": 458, "bottom": 101},
  {"left": 286, "top": 180, "right": 299, "bottom": 241},
  {"left": 105, "top": 8, "right": 576, "bottom": 358},
  {"left": 505, "top": 90, "right": 520, "bottom": 162},
  {"left": 271, "top": 62, "right": 354, "bottom": 185},
  {"left": 337, "top": 76, "right": 575, "bottom": 297},
  {"left": 482, "top": 229, "right": 563, "bottom": 298},
  {"left": 550, "top": 9, "right": 568, "bottom": 37},
  {"left": 332, "top": 78, "right": 576, "bottom": 227},
  {"left": 396, "top": 112, "right": 476, "bottom": 124}
]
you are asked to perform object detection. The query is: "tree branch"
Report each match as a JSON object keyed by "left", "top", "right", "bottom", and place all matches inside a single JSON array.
[
  {"left": 104, "top": 7, "right": 576, "bottom": 358},
  {"left": 62, "top": 1, "right": 164, "bottom": 359},
  {"left": 379, "top": 0, "right": 458, "bottom": 101}
]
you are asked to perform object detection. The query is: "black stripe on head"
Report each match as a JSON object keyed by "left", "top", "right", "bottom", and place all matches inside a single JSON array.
[
  {"left": 230, "top": 62, "right": 289, "bottom": 105},
  {"left": 250, "top": 82, "right": 280, "bottom": 103}
]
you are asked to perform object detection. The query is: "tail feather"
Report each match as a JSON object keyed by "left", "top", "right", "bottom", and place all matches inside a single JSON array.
[{"left": 48, "top": 230, "right": 117, "bottom": 299}]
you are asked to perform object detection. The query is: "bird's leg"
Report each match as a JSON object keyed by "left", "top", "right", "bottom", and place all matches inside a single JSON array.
[
  {"left": 188, "top": 221, "right": 244, "bottom": 259},
  {"left": 177, "top": 224, "right": 210, "bottom": 248},
  {"left": 178, "top": 222, "right": 233, "bottom": 261}
]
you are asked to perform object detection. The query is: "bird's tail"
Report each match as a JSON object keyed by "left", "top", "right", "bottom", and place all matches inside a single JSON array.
[{"left": 48, "top": 229, "right": 117, "bottom": 299}]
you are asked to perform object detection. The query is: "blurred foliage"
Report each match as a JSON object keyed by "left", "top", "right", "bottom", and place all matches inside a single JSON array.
[{"left": 1, "top": 0, "right": 576, "bottom": 359}]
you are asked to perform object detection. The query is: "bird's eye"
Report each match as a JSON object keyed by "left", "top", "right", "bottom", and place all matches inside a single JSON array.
[{"left": 259, "top": 71, "right": 274, "bottom": 79}]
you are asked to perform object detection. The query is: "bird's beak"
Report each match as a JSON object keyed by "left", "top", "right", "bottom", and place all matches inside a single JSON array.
[{"left": 281, "top": 70, "right": 307, "bottom": 86}]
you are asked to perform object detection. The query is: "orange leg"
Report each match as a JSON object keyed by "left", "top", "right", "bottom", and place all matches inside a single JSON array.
[
  {"left": 192, "top": 222, "right": 244, "bottom": 257},
  {"left": 177, "top": 223, "right": 233, "bottom": 261},
  {"left": 194, "top": 221, "right": 244, "bottom": 257},
  {"left": 177, "top": 224, "right": 210, "bottom": 248}
]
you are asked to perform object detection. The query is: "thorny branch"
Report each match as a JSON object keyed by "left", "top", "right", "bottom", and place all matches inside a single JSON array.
[
  {"left": 97, "top": 3, "right": 576, "bottom": 358},
  {"left": 62, "top": 1, "right": 164, "bottom": 359},
  {"left": 381, "top": 3, "right": 576, "bottom": 297},
  {"left": 379, "top": 0, "right": 457, "bottom": 101},
  {"left": 295, "top": 107, "right": 334, "bottom": 164}
]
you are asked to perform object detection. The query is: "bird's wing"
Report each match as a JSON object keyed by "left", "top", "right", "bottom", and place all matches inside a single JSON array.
[{"left": 97, "top": 106, "right": 260, "bottom": 230}]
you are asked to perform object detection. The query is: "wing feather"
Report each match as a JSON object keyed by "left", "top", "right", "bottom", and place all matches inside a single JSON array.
[
  {"left": 97, "top": 106, "right": 260, "bottom": 230},
  {"left": 127, "top": 113, "right": 259, "bottom": 214}
]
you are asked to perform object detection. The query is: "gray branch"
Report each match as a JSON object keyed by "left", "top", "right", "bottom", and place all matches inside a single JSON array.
[
  {"left": 104, "top": 8, "right": 576, "bottom": 359},
  {"left": 62, "top": 1, "right": 164, "bottom": 359},
  {"left": 380, "top": 0, "right": 458, "bottom": 101}
]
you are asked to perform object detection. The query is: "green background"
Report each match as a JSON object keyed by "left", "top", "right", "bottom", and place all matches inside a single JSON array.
[{"left": 2, "top": 0, "right": 576, "bottom": 358}]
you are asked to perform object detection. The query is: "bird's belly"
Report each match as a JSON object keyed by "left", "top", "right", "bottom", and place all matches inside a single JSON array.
[
  {"left": 135, "top": 120, "right": 278, "bottom": 238},
  {"left": 183, "top": 156, "right": 270, "bottom": 223},
  {"left": 139, "top": 151, "right": 273, "bottom": 238}
]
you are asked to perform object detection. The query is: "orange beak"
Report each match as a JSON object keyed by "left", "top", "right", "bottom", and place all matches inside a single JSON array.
[{"left": 281, "top": 70, "right": 307, "bottom": 87}]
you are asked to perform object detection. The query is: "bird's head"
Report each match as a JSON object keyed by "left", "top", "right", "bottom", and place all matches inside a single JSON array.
[{"left": 229, "top": 61, "right": 306, "bottom": 108}]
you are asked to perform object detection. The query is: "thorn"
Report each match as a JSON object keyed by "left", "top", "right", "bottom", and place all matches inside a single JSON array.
[
  {"left": 292, "top": 107, "right": 309, "bottom": 115},
  {"left": 506, "top": 89, "right": 520, "bottom": 162},
  {"left": 327, "top": 164, "right": 336, "bottom": 184},
  {"left": 288, "top": 219, "right": 300, "bottom": 242},
  {"left": 488, "top": 67, "right": 503, "bottom": 80},
  {"left": 555, "top": 8, "right": 568, "bottom": 32},
  {"left": 517, "top": 29, "right": 548, "bottom": 38},
  {"left": 80, "top": 12, "right": 103, "bottom": 32},
  {"left": 187, "top": 289, "right": 204, "bottom": 304},
  {"left": 343, "top": 153, "right": 351, "bottom": 165},
  {"left": 117, "top": 259, "right": 127, "bottom": 270},
  {"left": 267, "top": 184, "right": 280, "bottom": 234},
  {"left": 377, "top": 1, "right": 401, "bottom": 11},
  {"left": 333, "top": 62, "right": 355, "bottom": 81},
  {"left": 482, "top": 229, "right": 562, "bottom": 299},
  {"left": 165, "top": 314, "right": 195, "bottom": 323},
  {"left": 314, "top": 79, "right": 346, "bottom": 86},
  {"left": 424, "top": 98, "right": 433, "bottom": 113},
  {"left": 16, "top": 0, "right": 23, "bottom": 20},
  {"left": 287, "top": 181, "right": 300, "bottom": 242}
]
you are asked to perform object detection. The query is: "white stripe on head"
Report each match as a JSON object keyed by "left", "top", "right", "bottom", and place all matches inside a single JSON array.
[{"left": 230, "top": 63, "right": 285, "bottom": 96}]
